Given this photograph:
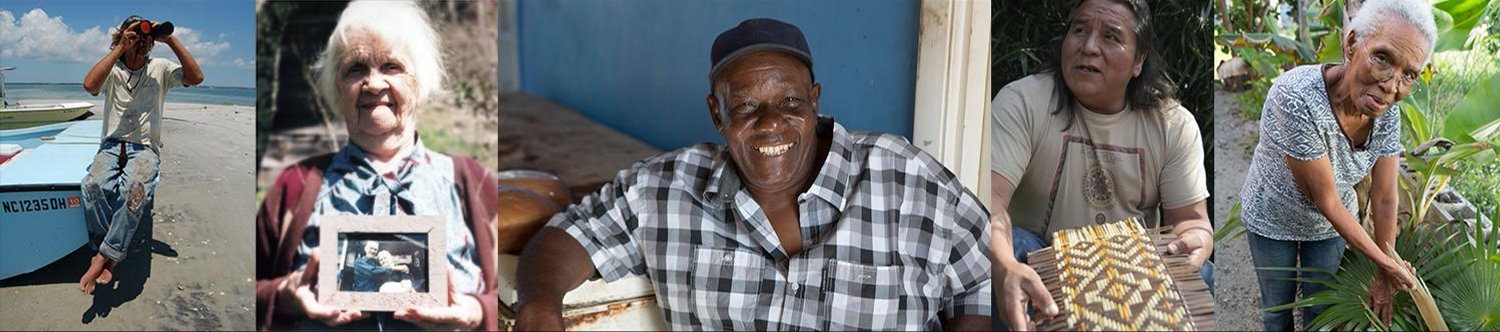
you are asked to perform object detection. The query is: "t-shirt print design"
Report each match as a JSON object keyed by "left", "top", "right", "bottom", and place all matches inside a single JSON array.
[{"left": 1046, "top": 134, "right": 1146, "bottom": 231}]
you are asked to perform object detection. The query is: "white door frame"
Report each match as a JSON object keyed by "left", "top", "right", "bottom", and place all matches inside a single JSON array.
[
  {"left": 499, "top": 0, "right": 520, "bottom": 92},
  {"left": 912, "top": 0, "right": 993, "bottom": 208}
]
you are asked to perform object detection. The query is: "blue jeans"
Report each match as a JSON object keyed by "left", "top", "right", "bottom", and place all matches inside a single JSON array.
[
  {"left": 1247, "top": 231, "right": 1345, "bottom": 331},
  {"left": 80, "top": 139, "right": 159, "bottom": 262},
  {"left": 994, "top": 227, "right": 1215, "bottom": 330}
]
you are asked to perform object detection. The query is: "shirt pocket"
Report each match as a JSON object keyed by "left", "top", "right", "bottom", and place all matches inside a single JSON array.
[
  {"left": 689, "top": 246, "right": 763, "bottom": 330},
  {"left": 821, "top": 260, "right": 916, "bottom": 330}
]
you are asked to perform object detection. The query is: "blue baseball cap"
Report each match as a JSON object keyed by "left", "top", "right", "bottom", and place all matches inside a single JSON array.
[{"left": 709, "top": 18, "right": 814, "bottom": 82}]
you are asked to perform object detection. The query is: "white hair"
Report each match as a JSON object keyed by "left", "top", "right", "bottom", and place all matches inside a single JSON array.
[
  {"left": 1347, "top": 0, "right": 1439, "bottom": 61},
  {"left": 314, "top": 0, "right": 445, "bottom": 113}
]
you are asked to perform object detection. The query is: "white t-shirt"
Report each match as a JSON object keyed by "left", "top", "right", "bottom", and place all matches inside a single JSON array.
[
  {"left": 97, "top": 57, "right": 185, "bottom": 148},
  {"left": 990, "top": 73, "right": 1208, "bottom": 236}
]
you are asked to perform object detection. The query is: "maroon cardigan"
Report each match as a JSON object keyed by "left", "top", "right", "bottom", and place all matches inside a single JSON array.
[{"left": 255, "top": 154, "right": 500, "bottom": 331}]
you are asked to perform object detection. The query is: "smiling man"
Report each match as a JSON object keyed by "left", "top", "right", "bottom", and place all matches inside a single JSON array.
[{"left": 512, "top": 18, "right": 992, "bottom": 331}]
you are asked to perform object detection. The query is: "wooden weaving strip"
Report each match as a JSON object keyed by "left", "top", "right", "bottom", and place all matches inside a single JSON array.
[{"left": 1026, "top": 218, "right": 1214, "bottom": 331}]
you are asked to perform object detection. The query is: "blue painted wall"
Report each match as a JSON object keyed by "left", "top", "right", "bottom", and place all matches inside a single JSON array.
[{"left": 517, "top": 0, "right": 919, "bottom": 150}]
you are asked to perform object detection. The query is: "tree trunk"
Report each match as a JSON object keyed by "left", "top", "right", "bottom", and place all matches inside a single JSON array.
[
  {"left": 1217, "top": 0, "right": 1232, "bottom": 31},
  {"left": 1296, "top": 0, "right": 1312, "bottom": 47}
]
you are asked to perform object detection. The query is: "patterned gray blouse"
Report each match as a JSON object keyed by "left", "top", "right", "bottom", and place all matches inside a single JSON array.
[{"left": 1239, "top": 64, "right": 1402, "bottom": 241}]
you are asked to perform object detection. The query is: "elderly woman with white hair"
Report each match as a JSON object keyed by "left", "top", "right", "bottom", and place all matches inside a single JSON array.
[
  {"left": 254, "top": 1, "right": 498, "bottom": 330},
  {"left": 1238, "top": 0, "right": 1435, "bottom": 329}
]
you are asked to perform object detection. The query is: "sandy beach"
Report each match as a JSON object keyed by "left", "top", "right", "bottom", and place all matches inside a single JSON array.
[{"left": 0, "top": 100, "right": 256, "bottom": 330}]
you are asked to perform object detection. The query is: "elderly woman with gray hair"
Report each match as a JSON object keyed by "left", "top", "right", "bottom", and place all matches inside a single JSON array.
[
  {"left": 254, "top": 1, "right": 499, "bottom": 330},
  {"left": 1238, "top": 0, "right": 1436, "bottom": 329}
]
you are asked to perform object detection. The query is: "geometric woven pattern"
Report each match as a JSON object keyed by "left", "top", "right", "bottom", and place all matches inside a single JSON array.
[{"left": 1028, "top": 219, "right": 1214, "bottom": 331}]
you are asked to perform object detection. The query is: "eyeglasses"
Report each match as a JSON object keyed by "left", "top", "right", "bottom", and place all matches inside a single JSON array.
[{"left": 1369, "top": 52, "right": 1418, "bottom": 89}]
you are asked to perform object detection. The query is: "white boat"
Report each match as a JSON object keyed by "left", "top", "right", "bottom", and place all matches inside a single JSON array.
[
  {"left": 0, "top": 67, "right": 95, "bottom": 130},
  {"left": 0, "top": 102, "right": 96, "bottom": 130},
  {"left": 0, "top": 119, "right": 101, "bottom": 280}
]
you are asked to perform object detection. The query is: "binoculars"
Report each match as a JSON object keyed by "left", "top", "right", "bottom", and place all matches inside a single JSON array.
[{"left": 131, "top": 20, "right": 175, "bottom": 38}]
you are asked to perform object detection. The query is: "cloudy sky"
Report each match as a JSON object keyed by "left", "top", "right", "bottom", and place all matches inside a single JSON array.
[{"left": 0, "top": 0, "right": 254, "bottom": 88}]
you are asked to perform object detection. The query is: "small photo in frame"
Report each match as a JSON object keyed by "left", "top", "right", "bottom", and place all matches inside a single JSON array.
[{"left": 319, "top": 215, "right": 448, "bottom": 312}]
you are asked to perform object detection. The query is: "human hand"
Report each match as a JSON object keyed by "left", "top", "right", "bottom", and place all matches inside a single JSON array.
[
  {"left": 996, "top": 259, "right": 1058, "bottom": 331},
  {"left": 393, "top": 265, "right": 410, "bottom": 273},
  {"left": 1167, "top": 227, "right": 1213, "bottom": 268},
  {"left": 152, "top": 31, "right": 173, "bottom": 43},
  {"left": 1367, "top": 271, "right": 1396, "bottom": 325},
  {"left": 511, "top": 295, "right": 566, "bottom": 331},
  {"left": 119, "top": 23, "right": 143, "bottom": 53},
  {"left": 276, "top": 252, "right": 365, "bottom": 326},
  {"left": 1377, "top": 256, "right": 1416, "bottom": 292},
  {"left": 147, "top": 21, "right": 173, "bottom": 43},
  {"left": 394, "top": 274, "right": 483, "bottom": 330}
]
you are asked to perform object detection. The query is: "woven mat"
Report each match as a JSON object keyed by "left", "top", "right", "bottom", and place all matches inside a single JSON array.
[{"left": 1026, "top": 219, "right": 1214, "bottom": 331}]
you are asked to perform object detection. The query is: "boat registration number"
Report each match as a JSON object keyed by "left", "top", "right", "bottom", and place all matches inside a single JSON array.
[{"left": 1, "top": 195, "right": 81, "bottom": 213}]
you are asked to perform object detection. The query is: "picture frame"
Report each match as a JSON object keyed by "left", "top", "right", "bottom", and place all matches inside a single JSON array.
[{"left": 318, "top": 214, "right": 449, "bottom": 312}]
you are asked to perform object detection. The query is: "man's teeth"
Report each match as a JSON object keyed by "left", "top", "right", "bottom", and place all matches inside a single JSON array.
[{"left": 756, "top": 143, "right": 793, "bottom": 156}]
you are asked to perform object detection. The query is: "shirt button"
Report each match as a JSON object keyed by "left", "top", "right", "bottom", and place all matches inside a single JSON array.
[
  {"left": 789, "top": 283, "right": 800, "bottom": 292},
  {"left": 721, "top": 254, "right": 733, "bottom": 263}
]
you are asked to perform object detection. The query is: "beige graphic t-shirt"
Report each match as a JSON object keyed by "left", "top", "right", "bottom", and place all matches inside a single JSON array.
[
  {"left": 990, "top": 74, "right": 1207, "bottom": 237},
  {"left": 97, "top": 57, "right": 185, "bottom": 148}
]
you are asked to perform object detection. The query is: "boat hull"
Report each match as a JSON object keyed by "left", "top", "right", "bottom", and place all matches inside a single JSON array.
[
  {"left": 0, "top": 186, "right": 87, "bottom": 280},
  {"left": 0, "top": 102, "right": 94, "bottom": 130},
  {"left": 0, "top": 120, "right": 100, "bottom": 280}
]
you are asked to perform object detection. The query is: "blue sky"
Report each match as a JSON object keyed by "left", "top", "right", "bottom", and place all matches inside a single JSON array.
[{"left": 0, "top": 0, "right": 254, "bottom": 88}]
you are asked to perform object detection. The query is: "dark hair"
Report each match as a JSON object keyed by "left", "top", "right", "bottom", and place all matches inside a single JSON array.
[
  {"left": 1047, "top": 0, "right": 1176, "bottom": 130},
  {"left": 109, "top": 15, "right": 145, "bottom": 50}
]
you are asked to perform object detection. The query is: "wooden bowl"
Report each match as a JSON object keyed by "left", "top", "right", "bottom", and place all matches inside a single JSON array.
[{"left": 497, "top": 170, "right": 571, "bottom": 254}]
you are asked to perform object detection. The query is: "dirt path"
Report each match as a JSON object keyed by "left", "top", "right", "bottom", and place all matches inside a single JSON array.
[
  {"left": 0, "top": 101, "right": 256, "bottom": 330},
  {"left": 1213, "top": 90, "right": 1262, "bottom": 331}
]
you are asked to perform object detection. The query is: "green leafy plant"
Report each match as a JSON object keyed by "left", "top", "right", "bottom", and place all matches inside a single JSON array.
[
  {"left": 1215, "top": 201, "right": 1247, "bottom": 243},
  {"left": 1225, "top": 44, "right": 1295, "bottom": 119},
  {"left": 1268, "top": 221, "right": 1500, "bottom": 331},
  {"left": 1215, "top": 0, "right": 1346, "bottom": 121},
  {"left": 1401, "top": 74, "right": 1500, "bottom": 226},
  {"left": 1432, "top": 0, "right": 1494, "bottom": 51},
  {"left": 1450, "top": 160, "right": 1500, "bottom": 216}
]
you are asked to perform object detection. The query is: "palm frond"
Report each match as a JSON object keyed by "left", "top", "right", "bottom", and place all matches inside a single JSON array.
[{"left": 1274, "top": 221, "right": 1500, "bottom": 330}]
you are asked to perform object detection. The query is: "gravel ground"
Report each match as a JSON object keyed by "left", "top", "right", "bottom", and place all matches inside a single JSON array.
[{"left": 1214, "top": 89, "right": 1264, "bottom": 331}]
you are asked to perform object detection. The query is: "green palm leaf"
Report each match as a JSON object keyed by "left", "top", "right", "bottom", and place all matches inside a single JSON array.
[{"left": 1271, "top": 221, "right": 1500, "bottom": 330}]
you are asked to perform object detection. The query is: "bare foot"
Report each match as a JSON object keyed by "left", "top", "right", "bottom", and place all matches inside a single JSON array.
[
  {"left": 96, "top": 259, "right": 117, "bottom": 284},
  {"left": 78, "top": 254, "right": 108, "bottom": 294}
]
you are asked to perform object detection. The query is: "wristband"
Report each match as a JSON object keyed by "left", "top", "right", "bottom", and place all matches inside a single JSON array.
[{"left": 1174, "top": 225, "right": 1212, "bottom": 242}]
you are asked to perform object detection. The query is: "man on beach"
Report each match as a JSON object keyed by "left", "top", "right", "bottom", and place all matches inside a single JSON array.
[
  {"left": 511, "top": 18, "right": 992, "bottom": 330},
  {"left": 76, "top": 15, "right": 203, "bottom": 294}
]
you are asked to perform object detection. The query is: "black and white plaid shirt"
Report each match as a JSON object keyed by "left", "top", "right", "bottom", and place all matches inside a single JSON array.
[{"left": 546, "top": 117, "right": 992, "bottom": 330}]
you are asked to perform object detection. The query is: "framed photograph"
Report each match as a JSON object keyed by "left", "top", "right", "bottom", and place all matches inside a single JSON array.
[{"left": 318, "top": 215, "right": 448, "bottom": 312}]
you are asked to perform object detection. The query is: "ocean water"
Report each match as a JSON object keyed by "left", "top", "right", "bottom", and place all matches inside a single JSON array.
[{"left": 3, "top": 83, "right": 254, "bottom": 107}]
